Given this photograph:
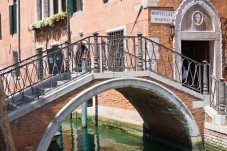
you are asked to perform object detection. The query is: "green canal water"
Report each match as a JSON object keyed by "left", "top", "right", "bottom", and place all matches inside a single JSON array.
[{"left": 48, "top": 118, "right": 182, "bottom": 151}]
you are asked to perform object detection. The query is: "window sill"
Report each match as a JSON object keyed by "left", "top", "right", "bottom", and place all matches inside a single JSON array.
[{"left": 72, "top": 11, "right": 84, "bottom": 17}]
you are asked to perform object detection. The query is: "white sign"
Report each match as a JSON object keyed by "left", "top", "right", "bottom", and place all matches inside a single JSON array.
[{"left": 151, "top": 10, "right": 176, "bottom": 24}]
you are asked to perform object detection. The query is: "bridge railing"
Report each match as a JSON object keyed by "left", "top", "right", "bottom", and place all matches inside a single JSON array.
[
  {"left": 96, "top": 35, "right": 139, "bottom": 72},
  {"left": 0, "top": 33, "right": 214, "bottom": 110},
  {"left": 209, "top": 76, "right": 227, "bottom": 115},
  {"left": 95, "top": 34, "right": 205, "bottom": 94},
  {"left": 0, "top": 36, "right": 96, "bottom": 109},
  {"left": 142, "top": 37, "right": 204, "bottom": 93}
]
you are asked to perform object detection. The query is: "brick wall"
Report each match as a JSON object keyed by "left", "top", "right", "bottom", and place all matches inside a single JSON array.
[
  {"left": 204, "top": 128, "right": 227, "bottom": 150},
  {"left": 98, "top": 89, "right": 137, "bottom": 111}
]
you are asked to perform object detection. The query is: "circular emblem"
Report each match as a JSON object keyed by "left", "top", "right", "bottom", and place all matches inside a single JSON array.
[{"left": 192, "top": 11, "right": 204, "bottom": 26}]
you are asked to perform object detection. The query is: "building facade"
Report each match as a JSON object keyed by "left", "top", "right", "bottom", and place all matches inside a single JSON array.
[{"left": 0, "top": 0, "right": 227, "bottom": 149}]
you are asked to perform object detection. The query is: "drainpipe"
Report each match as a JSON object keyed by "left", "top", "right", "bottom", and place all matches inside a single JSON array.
[{"left": 18, "top": 0, "right": 21, "bottom": 61}]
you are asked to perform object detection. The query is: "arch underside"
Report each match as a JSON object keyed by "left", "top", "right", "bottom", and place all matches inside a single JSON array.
[
  {"left": 37, "top": 78, "right": 202, "bottom": 151},
  {"left": 116, "top": 87, "right": 191, "bottom": 148}
]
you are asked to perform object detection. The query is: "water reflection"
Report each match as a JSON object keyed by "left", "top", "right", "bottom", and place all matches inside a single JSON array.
[{"left": 48, "top": 118, "right": 182, "bottom": 151}]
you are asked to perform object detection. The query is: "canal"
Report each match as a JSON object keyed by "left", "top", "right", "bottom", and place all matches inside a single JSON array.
[{"left": 48, "top": 117, "right": 182, "bottom": 151}]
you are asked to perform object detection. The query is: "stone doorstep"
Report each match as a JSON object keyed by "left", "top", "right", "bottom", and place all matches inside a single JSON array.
[{"left": 205, "top": 106, "right": 227, "bottom": 126}]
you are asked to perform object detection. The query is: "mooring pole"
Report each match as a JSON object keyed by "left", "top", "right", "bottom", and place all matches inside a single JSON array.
[
  {"left": 94, "top": 95, "right": 98, "bottom": 126},
  {"left": 82, "top": 51, "right": 88, "bottom": 128}
]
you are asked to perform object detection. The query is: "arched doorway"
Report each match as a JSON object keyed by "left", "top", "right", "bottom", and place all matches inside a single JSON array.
[{"left": 174, "top": 0, "right": 222, "bottom": 78}]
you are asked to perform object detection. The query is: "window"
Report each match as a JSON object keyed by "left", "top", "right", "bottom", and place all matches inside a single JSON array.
[
  {"left": 13, "top": 51, "right": 19, "bottom": 77},
  {"left": 36, "top": 0, "right": 67, "bottom": 21},
  {"left": 107, "top": 30, "right": 124, "bottom": 71},
  {"left": 72, "top": 0, "right": 83, "bottom": 13},
  {"left": 53, "top": 0, "right": 59, "bottom": 15},
  {"left": 0, "top": 13, "right": 2, "bottom": 40},
  {"left": 9, "top": 2, "right": 17, "bottom": 35},
  {"left": 47, "top": 45, "right": 64, "bottom": 74},
  {"left": 62, "top": 0, "right": 66, "bottom": 12}
]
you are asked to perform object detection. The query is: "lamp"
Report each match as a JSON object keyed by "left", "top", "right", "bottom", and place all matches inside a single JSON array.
[{"left": 170, "top": 20, "right": 175, "bottom": 39}]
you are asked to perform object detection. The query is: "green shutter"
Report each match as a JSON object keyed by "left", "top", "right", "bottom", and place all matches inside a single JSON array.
[
  {"left": 9, "top": 5, "right": 13, "bottom": 35},
  {"left": 13, "top": 3, "right": 17, "bottom": 34},
  {"left": 67, "top": 0, "right": 72, "bottom": 13}
]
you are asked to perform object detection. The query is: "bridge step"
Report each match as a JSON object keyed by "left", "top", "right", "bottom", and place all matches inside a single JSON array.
[
  {"left": 36, "top": 87, "right": 56, "bottom": 95},
  {"left": 7, "top": 102, "right": 19, "bottom": 110},
  {"left": 23, "top": 94, "right": 39, "bottom": 102},
  {"left": 53, "top": 80, "right": 69, "bottom": 86},
  {"left": 71, "top": 72, "right": 84, "bottom": 78},
  {"left": 31, "top": 80, "right": 69, "bottom": 95}
]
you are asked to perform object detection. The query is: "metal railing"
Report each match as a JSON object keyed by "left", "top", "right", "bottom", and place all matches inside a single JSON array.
[
  {"left": 0, "top": 33, "right": 212, "bottom": 111},
  {"left": 210, "top": 76, "right": 226, "bottom": 115},
  {"left": 142, "top": 37, "right": 204, "bottom": 93}
]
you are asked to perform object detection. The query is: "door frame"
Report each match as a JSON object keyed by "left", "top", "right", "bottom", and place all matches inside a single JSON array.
[{"left": 174, "top": 0, "right": 222, "bottom": 79}]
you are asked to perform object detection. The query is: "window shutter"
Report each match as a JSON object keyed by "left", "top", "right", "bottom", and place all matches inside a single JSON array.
[
  {"left": 67, "top": 0, "right": 72, "bottom": 13},
  {"left": 72, "top": 0, "right": 77, "bottom": 13},
  {"left": 9, "top": 5, "right": 13, "bottom": 35},
  {"left": 13, "top": 3, "right": 17, "bottom": 34}
]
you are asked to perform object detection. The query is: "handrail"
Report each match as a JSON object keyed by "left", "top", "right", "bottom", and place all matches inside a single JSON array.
[
  {"left": 0, "top": 34, "right": 211, "bottom": 111},
  {"left": 209, "top": 75, "right": 227, "bottom": 115}
]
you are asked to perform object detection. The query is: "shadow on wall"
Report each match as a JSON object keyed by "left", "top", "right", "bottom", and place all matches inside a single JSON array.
[{"left": 35, "top": 19, "right": 67, "bottom": 43}]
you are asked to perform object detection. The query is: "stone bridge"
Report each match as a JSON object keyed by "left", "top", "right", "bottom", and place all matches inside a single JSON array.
[
  {"left": 9, "top": 71, "right": 206, "bottom": 151},
  {"left": 0, "top": 34, "right": 225, "bottom": 150}
]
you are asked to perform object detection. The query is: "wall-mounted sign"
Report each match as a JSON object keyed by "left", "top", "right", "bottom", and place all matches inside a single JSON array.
[{"left": 151, "top": 10, "right": 176, "bottom": 24}]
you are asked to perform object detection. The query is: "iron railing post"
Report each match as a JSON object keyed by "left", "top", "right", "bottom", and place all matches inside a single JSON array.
[
  {"left": 93, "top": 32, "right": 99, "bottom": 73},
  {"left": 219, "top": 78, "right": 225, "bottom": 115},
  {"left": 203, "top": 60, "right": 208, "bottom": 95},
  {"left": 137, "top": 33, "right": 143, "bottom": 71},
  {"left": 65, "top": 41, "right": 71, "bottom": 80},
  {"left": 102, "top": 41, "right": 106, "bottom": 71}
]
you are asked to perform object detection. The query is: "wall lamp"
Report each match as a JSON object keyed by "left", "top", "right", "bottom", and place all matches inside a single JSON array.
[{"left": 170, "top": 20, "right": 175, "bottom": 39}]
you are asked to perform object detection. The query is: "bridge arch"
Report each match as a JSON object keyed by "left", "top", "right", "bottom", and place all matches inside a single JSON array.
[{"left": 37, "top": 78, "right": 202, "bottom": 150}]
